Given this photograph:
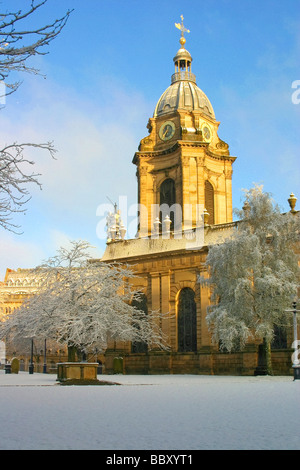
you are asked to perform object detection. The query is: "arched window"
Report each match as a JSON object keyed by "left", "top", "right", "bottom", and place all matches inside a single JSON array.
[
  {"left": 131, "top": 294, "right": 148, "bottom": 353},
  {"left": 178, "top": 288, "right": 197, "bottom": 352},
  {"left": 205, "top": 180, "right": 214, "bottom": 225},
  {"left": 159, "top": 178, "right": 176, "bottom": 230}
]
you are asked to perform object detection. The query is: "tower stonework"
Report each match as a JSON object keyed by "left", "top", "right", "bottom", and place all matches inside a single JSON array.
[{"left": 133, "top": 29, "right": 236, "bottom": 237}]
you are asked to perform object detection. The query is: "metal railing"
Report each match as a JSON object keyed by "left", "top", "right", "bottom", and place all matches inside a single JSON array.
[{"left": 171, "top": 71, "right": 196, "bottom": 84}]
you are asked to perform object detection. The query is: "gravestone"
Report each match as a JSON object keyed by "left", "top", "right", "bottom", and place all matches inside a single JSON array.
[
  {"left": 11, "top": 357, "right": 20, "bottom": 374},
  {"left": 113, "top": 357, "right": 123, "bottom": 374}
]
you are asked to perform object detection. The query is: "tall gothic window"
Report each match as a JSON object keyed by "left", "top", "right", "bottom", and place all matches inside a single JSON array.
[
  {"left": 178, "top": 288, "right": 197, "bottom": 352},
  {"left": 159, "top": 178, "right": 176, "bottom": 229},
  {"left": 131, "top": 294, "right": 148, "bottom": 354},
  {"left": 205, "top": 180, "right": 214, "bottom": 225}
]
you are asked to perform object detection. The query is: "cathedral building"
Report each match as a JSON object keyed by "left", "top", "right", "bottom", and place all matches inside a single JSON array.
[
  {"left": 102, "top": 21, "right": 295, "bottom": 376},
  {"left": 0, "top": 19, "right": 297, "bottom": 375}
]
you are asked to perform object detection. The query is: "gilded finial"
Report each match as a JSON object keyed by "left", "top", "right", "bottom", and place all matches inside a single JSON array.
[{"left": 175, "top": 15, "right": 190, "bottom": 47}]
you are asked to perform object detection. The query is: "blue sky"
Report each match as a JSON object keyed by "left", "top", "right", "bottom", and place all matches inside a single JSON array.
[{"left": 0, "top": 0, "right": 299, "bottom": 278}]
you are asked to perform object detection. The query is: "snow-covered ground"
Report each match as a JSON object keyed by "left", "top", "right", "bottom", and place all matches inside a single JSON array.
[{"left": 0, "top": 370, "right": 299, "bottom": 450}]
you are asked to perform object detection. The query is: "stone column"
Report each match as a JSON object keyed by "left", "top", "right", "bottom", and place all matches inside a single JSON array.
[
  {"left": 138, "top": 165, "right": 149, "bottom": 237},
  {"left": 181, "top": 155, "right": 190, "bottom": 231}
]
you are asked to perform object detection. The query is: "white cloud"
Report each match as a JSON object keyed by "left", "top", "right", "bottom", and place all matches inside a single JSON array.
[
  {"left": 0, "top": 72, "right": 150, "bottom": 273},
  {"left": 1, "top": 77, "right": 141, "bottom": 208},
  {"left": 0, "top": 227, "right": 104, "bottom": 281},
  {"left": 49, "top": 229, "right": 102, "bottom": 260},
  {"left": 0, "top": 72, "right": 152, "bottom": 276},
  {"left": 0, "top": 232, "right": 45, "bottom": 280}
]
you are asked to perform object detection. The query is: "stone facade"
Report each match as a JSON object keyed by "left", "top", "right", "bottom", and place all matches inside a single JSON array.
[{"left": 102, "top": 234, "right": 295, "bottom": 376}]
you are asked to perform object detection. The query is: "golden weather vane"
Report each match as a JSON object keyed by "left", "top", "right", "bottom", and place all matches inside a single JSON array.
[{"left": 175, "top": 15, "right": 190, "bottom": 38}]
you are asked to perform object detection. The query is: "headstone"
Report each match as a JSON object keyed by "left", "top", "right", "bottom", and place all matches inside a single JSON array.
[
  {"left": 113, "top": 357, "right": 123, "bottom": 374},
  {"left": 11, "top": 357, "right": 20, "bottom": 374}
]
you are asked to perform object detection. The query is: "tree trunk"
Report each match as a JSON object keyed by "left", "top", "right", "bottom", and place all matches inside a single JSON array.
[
  {"left": 254, "top": 337, "right": 273, "bottom": 376},
  {"left": 264, "top": 338, "right": 273, "bottom": 376},
  {"left": 67, "top": 344, "right": 76, "bottom": 362}
]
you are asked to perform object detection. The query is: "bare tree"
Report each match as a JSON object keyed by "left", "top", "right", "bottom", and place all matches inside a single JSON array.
[
  {"left": 0, "top": 0, "right": 72, "bottom": 97},
  {"left": 0, "top": 142, "right": 56, "bottom": 231},
  {"left": 0, "top": 1, "right": 72, "bottom": 232}
]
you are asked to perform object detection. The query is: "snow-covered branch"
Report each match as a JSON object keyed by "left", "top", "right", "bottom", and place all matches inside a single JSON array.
[
  {"left": 0, "top": 1, "right": 72, "bottom": 96},
  {"left": 0, "top": 241, "right": 170, "bottom": 356},
  {"left": 0, "top": 141, "right": 56, "bottom": 232},
  {"left": 0, "top": 1, "right": 72, "bottom": 232},
  {"left": 202, "top": 185, "right": 300, "bottom": 356}
]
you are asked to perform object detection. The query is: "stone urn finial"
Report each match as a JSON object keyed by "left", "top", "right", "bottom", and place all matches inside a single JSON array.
[
  {"left": 288, "top": 193, "right": 297, "bottom": 213},
  {"left": 203, "top": 208, "right": 210, "bottom": 226}
]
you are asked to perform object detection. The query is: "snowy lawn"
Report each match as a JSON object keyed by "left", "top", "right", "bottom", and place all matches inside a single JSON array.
[{"left": 0, "top": 371, "right": 299, "bottom": 450}]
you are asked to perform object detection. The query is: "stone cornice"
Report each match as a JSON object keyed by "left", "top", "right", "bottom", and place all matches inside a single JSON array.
[
  {"left": 206, "top": 149, "right": 237, "bottom": 163},
  {"left": 133, "top": 142, "right": 180, "bottom": 163},
  {"left": 103, "top": 246, "right": 208, "bottom": 265},
  {"left": 133, "top": 140, "right": 236, "bottom": 164}
]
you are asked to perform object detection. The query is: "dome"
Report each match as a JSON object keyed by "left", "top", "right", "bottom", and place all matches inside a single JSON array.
[
  {"left": 153, "top": 80, "right": 215, "bottom": 119},
  {"left": 153, "top": 35, "right": 215, "bottom": 119},
  {"left": 173, "top": 46, "right": 192, "bottom": 64}
]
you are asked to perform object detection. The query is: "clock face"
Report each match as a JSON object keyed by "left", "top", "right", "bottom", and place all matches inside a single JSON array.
[
  {"left": 202, "top": 125, "right": 211, "bottom": 142},
  {"left": 159, "top": 121, "right": 175, "bottom": 141}
]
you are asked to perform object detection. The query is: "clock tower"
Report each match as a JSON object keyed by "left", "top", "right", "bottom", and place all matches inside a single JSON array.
[
  {"left": 133, "top": 17, "right": 236, "bottom": 238},
  {"left": 102, "top": 19, "right": 253, "bottom": 375}
]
